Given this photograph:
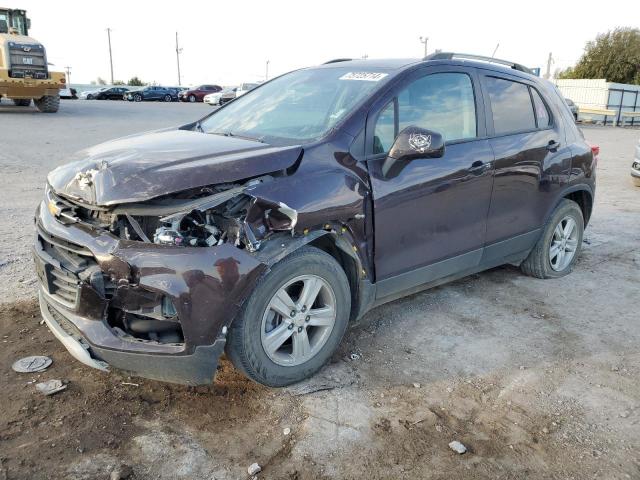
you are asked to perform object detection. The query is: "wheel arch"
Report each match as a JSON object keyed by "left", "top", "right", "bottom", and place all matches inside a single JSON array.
[
  {"left": 544, "top": 185, "right": 593, "bottom": 228},
  {"left": 255, "top": 230, "right": 373, "bottom": 323}
]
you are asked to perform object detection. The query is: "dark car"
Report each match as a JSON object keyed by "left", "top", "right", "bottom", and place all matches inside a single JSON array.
[
  {"left": 565, "top": 98, "right": 579, "bottom": 121},
  {"left": 179, "top": 84, "right": 222, "bottom": 103},
  {"left": 94, "top": 87, "right": 130, "bottom": 100},
  {"left": 125, "top": 86, "right": 177, "bottom": 102},
  {"left": 35, "top": 53, "right": 597, "bottom": 387}
]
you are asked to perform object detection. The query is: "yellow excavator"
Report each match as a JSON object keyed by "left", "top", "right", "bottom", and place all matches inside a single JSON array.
[{"left": 0, "top": 7, "right": 65, "bottom": 112}]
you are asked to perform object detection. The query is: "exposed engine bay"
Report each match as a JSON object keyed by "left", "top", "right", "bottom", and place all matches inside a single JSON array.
[{"left": 48, "top": 175, "right": 298, "bottom": 253}]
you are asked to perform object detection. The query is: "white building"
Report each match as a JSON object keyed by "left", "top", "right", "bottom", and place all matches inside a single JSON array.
[{"left": 554, "top": 79, "right": 640, "bottom": 126}]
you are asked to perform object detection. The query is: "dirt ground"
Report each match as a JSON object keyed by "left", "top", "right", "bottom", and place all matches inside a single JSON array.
[{"left": 1, "top": 101, "right": 639, "bottom": 479}]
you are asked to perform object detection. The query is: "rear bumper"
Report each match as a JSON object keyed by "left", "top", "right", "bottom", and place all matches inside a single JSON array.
[
  {"left": 0, "top": 70, "right": 65, "bottom": 98},
  {"left": 39, "top": 289, "right": 226, "bottom": 385}
]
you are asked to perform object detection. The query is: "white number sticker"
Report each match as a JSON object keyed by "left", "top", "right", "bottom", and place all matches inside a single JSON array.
[{"left": 339, "top": 72, "right": 388, "bottom": 82}]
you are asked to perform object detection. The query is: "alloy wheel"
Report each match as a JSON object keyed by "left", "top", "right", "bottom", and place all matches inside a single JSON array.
[
  {"left": 260, "top": 274, "right": 337, "bottom": 366},
  {"left": 549, "top": 215, "right": 579, "bottom": 271}
]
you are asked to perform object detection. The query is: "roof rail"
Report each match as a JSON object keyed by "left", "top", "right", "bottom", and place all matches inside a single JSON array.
[
  {"left": 424, "top": 52, "right": 533, "bottom": 75},
  {"left": 323, "top": 58, "right": 353, "bottom": 64}
]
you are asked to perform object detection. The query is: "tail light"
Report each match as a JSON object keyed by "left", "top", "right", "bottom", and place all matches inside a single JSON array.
[{"left": 587, "top": 142, "right": 600, "bottom": 166}]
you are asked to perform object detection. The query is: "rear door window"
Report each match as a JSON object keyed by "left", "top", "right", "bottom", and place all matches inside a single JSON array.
[{"left": 485, "top": 77, "right": 536, "bottom": 135}]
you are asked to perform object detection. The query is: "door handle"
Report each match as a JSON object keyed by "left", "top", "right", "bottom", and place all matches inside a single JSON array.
[{"left": 546, "top": 140, "right": 561, "bottom": 152}]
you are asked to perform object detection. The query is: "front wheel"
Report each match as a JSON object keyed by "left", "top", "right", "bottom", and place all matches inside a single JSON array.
[
  {"left": 164, "top": 94, "right": 173, "bottom": 102},
  {"left": 188, "top": 94, "right": 196, "bottom": 103},
  {"left": 34, "top": 95, "right": 60, "bottom": 113},
  {"left": 226, "top": 246, "right": 351, "bottom": 387},
  {"left": 134, "top": 94, "right": 142, "bottom": 102},
  {"left": 521, "top": 199, "right": 584, "bottom": 279}
]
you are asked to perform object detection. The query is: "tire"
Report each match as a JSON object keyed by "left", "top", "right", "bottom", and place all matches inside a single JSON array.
[
  {"left": 87, "top": 94, "right": 94, "bottom": 100},
  {"left": 226, "top": 246, "right": 351, "bottom": 387},
  {"left": 34, "top": 94, "right": 60, "bottom": 113},
  {"left": 521, "top": 199, "right": 584, "bottom": 279},
  {"left": 164, "top": 94, "right": 173, "bottom": 102},
  {"left": 188, "top": 94, "right": 196, "bottom": 103},
  {"left": 12, "top": 99, "right": 31, "bottom": 107},
  {"left": 134, "top": 94, "right": 142, "bottom": 102}
]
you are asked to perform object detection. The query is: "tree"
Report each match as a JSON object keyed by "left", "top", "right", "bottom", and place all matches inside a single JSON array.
[
  {"left": 96, "top": 77, "right": 107, "bottom": 85},
  {"left": 127, "top": 76, "right": 144, "bottom": 86},
  {"left": 565, "top": 28, "right": 640, "bottom": 84},
  {"left": 112, "top": 80, "right": 126, "bottom": 85}
]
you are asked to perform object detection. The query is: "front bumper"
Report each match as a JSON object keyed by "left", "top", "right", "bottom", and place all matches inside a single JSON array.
[
  {"left": 33, "top": 199, "right": 266, "bottom": 384},
  {"left": 39, "top": 290, "right": 226, "bottom": 384}
]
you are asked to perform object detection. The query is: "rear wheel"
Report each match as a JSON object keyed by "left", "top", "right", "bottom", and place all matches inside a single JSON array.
[
  {"left": 34, "top": 95, "right": 60, "bottom": 113},
  {"left": 521, "top": 199, "right": 584, "bottom": 279},
  {"left": 12, "top": 99, "right": 31, "bottom": 107},
  {"left": 188, "top": 94, "right": 196, "bottom": 103},
  {"left": 226, "top": 246, "right": 351, "bottom": 387}
]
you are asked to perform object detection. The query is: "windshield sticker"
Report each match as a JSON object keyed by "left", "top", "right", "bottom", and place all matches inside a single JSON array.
[{"left": 339, "top": 72, "right": 389, "bottom": 82}]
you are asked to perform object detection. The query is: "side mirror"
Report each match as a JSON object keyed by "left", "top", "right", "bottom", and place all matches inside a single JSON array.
[
  {"left": 381, "top": 126, "right": 445, "bottom": 179},
  {"left": 389, "top": 126, "right": 445, "bottom": 161}
]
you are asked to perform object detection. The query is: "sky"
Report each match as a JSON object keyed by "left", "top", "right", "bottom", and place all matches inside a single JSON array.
[{"left": 14, "top": 0, "right": 640, "bottom": 87}]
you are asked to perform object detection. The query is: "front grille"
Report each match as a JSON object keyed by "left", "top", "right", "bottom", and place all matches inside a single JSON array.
[
  {"left": 35, "top": 225, "right": 91, "bottom": 310},
  {"left": 8, "top": 42, "right": 48, "bottom": 79},
  {"left": 48, "top": 267, "right": 80, "bottom": 309}
]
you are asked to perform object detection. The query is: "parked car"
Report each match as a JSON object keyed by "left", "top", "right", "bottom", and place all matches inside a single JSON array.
[
  {"left": 79, "top": 89, "right": 104, "bottom": 100},
  {"left": 125, "top": 86, "right": 178, "bottom": 102},
  {"left": 179, "top": 85, "right": 222, "bottom": 103},
  {"left": 235, "top": 82, "right": 259, "bottom": 98},
  {"left": 632, "top": 138, "right": 640, "bottom": 186},
  {"left": 35, "top": 53, "right": 597, "bottom": 388},
  {"left": 565, "top": 98, "right": 579, "bottom": 120},
  {"left": 59, "top": 87, "right": 77, "bottom": 99},
  {"left": 204, "top": 87, "right": 237, "bottom": 106},
  {"left": 93, "top": 87, "right": 130, "bottom": 100}
]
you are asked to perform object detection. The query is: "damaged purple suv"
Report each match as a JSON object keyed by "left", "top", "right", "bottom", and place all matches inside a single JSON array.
[{"left": 34, "top": 53, "right": 596, "bottom": 386}]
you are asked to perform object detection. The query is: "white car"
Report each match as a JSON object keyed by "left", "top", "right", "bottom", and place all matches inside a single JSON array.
[
  {"left": 632, "top": 138, "right": 640, "bottom": 187},
  {"left": 79, "top": 89, "right": 103, "bottom": 100},
  {"left": 204, "top": 87, "right": 237, "bottom": 106},
  {"left": 235, "top": 82, "right": 260, "bottom": 98}
]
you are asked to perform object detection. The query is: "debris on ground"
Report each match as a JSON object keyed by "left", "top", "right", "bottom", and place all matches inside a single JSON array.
[
  {"left": 12, "top": 355, "right": 52, "bottom": 373},
  {"left": 283, "top": 427, "right": 291, "bottom": 436},
  {"left": 413, "top": 383, "right": 421, "bottom": 388},
  {"left": 350, "top": 353, "right": 361, "bottom": 360},
  {"left": 109, "top": 464, "right": 133, "bottom": 480},
  {"left": 35, "top": 379, "right": 66, "bottom": 396},
  {"left": 248, "top": 462, "right": 261, "bottom": 475},
  {"left": 448, "top": 441, "right": 467, "bottom": 454}
]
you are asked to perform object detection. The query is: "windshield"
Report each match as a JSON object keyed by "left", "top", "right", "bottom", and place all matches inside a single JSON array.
[
  {"left": 0, "top": 10, "right": 29, "bottom": 35},
  {"left": 200, "top": 67, "right": 391, "bottom": 143}
]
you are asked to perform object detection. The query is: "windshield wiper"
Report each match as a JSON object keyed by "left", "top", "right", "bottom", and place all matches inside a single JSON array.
[
  {"left": 209, "top": 131, "right": 266, "bottom": 143},
  {"left": 194, "top": 121, "right": 204, "bottom": 133}
]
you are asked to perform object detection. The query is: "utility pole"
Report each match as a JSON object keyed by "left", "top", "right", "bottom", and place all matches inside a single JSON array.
[
  {"left": 175, "top": 32, "right": 183, "bottom": 86},
  {"left": 106, "top": 28, "right": 114, "bottom": 84},
  {"left": 64, "top": 66, "right": 71, "bottom": 86},
  {"left": 419, "top": 36, "right": 428, "bottom": 57},
  {"left": 492, "top": 43, "right": 500, "bottom": 58},
  {"left": 544, "top": 52, "right": 554, "bottom": 79},
  {"left": 265, "top": 60, "right": 270, "bottom": 81},
  {"left": 361, "top": 53, "right": 369, "bottom": 60}
]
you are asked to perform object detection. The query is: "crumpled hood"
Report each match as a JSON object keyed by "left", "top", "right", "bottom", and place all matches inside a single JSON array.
[{"left": 48, "top": 129, "right": 302, "bottom": 206}]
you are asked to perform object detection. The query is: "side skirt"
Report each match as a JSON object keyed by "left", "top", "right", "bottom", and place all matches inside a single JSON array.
[{"left": 371, "top": 229, "right": 540, "bottom": 309}]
